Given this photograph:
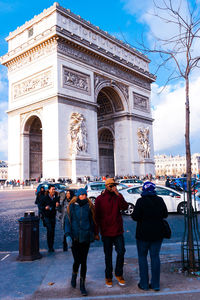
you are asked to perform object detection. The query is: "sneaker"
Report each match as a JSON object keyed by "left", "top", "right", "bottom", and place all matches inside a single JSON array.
[
  {"left": 105, "top": 278, "right": 113, "bottom": 288},
  {"left": 115, "top": 275, "right": 126, "bottom": 286}
]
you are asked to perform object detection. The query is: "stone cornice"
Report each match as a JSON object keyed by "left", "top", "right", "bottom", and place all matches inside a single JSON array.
[
  {"left": 6, "top": 95, "right": 58, "bottom": 115},
  {"left": 1, "top": 3, "right": 156, "bottom": 82},
  {"left": 98, "top": 112, "right": 154, "bottom": 123},
  {"left": 1, "top": 28, "right": 58, "bottom": 66},
  {"left": 56, "top": 27, "right": 155, "bottom": 82},
  {"left": 5, "top": 2, "right": 149, "bottom": 64}
]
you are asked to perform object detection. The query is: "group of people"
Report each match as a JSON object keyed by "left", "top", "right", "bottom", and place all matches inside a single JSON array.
[{"left": 35, "top": 178, "right": 168, "bottom": 297}]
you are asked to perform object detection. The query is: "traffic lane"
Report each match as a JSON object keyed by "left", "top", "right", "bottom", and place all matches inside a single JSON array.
[
  {"left": 0, "top": 190, "right": 199, "bottom": 251},
  {"left": 0, "top": 190, "right": 35, "bottom": 201},
  {"left": 0, "top": 213, "right": 194, "bottom": 251}
]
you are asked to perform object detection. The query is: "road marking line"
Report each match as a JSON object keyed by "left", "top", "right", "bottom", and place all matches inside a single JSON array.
[{"left": 1, "top": 254, "right": 10, "bottom": 261}]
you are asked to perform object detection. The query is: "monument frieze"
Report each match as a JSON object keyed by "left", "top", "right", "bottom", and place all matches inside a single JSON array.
[
  {"left": 7, "top": 38, "right": 57, "bottom": 72},
  {"left": 63, "top": 66, "right": 91, "bottom": 95},
  {"left": 58, "top": 41, "right": 151, "bottom": 91},
  {"left": 13, "top": 69, "right": 53, "bottom": 100},
  {"left": 133, "top": 92, "right": 149, "bottom": 112}
]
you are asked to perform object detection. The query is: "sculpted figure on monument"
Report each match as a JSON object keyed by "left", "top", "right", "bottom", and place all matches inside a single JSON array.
[
  {"left": 70, "top": 113, "right": 87, "bottom": 154},
  {"left": 137, "top": 127, "right": 150, "bottom": 159}
]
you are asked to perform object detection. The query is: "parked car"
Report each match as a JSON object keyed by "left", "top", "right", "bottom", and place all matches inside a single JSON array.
[
  {"left": 117, "top": 178, "right": 143, "bottom": 187},
  {"left": 120, "top": 184, "right": 200, "bottom": 216},
  {"left": 169, "top": 177, "right": 196, "bottom": 192},
  {"left": 35, "top": 182, "right": 76, "bottom": 201},
  {"left": 84, "top": 181, "right": 128, "bottom": 203}
]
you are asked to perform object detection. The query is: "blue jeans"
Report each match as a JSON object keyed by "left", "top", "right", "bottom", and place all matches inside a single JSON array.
[
  {"left": 136, "top": 239, "right": 162, "bottom": 290},
  {"left": 102, "top": 235, "right": 126, "bottom": 279}
]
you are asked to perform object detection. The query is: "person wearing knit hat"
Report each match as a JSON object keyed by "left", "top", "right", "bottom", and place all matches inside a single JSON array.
[
  {"left": 132, "top": 182, "right": 168, "bottom": 292},
  {"left": 64, "top": 187, "right": 99, "bottom": 296}
]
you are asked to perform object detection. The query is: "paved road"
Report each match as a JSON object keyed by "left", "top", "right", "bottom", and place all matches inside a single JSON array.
[{"left": 0, "top": 190, "right": 199, "bottom": 252}]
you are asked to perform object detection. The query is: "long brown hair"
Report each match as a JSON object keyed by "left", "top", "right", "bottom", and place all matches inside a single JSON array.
[{"left": 67, "top": 196, "right": 96, "bottom": 224}]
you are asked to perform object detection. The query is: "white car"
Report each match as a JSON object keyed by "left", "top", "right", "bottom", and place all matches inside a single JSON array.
[
  {"left": 84, "top": 181, "right": 128, "bottom": 203},
  {"left": 120, "top": 185, "right": 200, "bottom": 216},
  {"left": 117, "top": 178, "right": 143, "bottom": 187}
]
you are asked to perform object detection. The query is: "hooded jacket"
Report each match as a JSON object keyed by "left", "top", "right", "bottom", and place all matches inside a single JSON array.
[{"left": 64, "top": 197, "right": 95, "bottom": 243}]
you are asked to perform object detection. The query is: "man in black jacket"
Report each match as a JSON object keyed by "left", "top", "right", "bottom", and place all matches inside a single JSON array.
[
  {"left": 41, "top": 185, "right": 60, "bottom": 252},
  {"left": 132, "top": 181, "right": 168, "bottom": 292}
]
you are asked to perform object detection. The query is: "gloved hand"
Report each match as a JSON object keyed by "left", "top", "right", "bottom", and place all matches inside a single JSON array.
[{"left": 66, "top": 236, "right": 72, "bottom": 248}]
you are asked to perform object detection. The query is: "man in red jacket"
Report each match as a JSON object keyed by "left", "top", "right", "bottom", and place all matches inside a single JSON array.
[{"left": 95, "top": 178, "right": 128, "bottom": 288}]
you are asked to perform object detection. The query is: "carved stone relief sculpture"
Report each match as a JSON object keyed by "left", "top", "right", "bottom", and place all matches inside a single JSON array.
[
  {"left": 137, "top": 127, "right": 150, "bottom": 159},
  {"left": 70, "top": 113, "right": 87, "bottom": 154},
  {"left": 133, "top": 93, "right": 149, "bottom": 112},
  {"left": 13, "top": 69, "right": 53, "bottom": 100},
  {"left": 63, "top": 66, "right": 91, "bottom": 95}
]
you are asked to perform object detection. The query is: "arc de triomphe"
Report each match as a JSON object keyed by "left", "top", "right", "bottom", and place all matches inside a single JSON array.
[{"left": 1, "top": 3, "right": 156, "bottom": 182}]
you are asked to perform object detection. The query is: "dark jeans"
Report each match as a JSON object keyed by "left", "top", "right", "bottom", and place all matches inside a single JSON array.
[
  {"left": 71, "top": 241, "right": 90, "bottom": 279},
  {"left": 136, "top": 239, "right": 162, "bottom": 290},
  {"left": 44, "top": 217, "right": 56, "bottom": 250},
  {"left": 102, "top": 235, "right": 126, "bottom": 279}
]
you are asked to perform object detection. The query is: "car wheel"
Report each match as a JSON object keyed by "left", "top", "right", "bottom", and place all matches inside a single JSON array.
[
  {"left": 124, "top": 203, "right": 134, "bottom": 216},
  {"left": 177, "top": 202, "right": 187, "bottom": 214},
  {"left": 89, "top": 197, "right": 96, "bottom": 205}
]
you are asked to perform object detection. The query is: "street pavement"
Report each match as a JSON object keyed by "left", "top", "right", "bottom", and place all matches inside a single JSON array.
[{"left": 1, "top": 243, "right": 200, "bottom": 299}]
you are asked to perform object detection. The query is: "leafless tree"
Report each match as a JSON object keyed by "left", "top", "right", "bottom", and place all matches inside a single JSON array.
[{"left": 138, "top": 0, "right": 200, "bottom": 271}]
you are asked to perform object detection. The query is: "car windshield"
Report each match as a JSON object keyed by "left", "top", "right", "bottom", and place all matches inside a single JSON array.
[
  {"left": 90, "top": 183, "right": 105, "bottom": 190},
  {"left": 55, "top": 184, "right": 67, "bottom": 190}
]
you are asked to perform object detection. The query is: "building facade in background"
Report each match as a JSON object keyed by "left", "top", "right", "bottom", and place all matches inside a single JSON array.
[
  {"left": 0, "top": 161, "right": 8, "bottom": 181},
  {"left": 1, "top": 3, "right": 155, "bottom": 182},
  {"left": 155, "top": 153, "right": 200, "bottom": 177}
]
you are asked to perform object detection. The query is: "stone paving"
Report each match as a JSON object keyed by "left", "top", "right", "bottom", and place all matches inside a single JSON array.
[{"left": 1, "top": 243, "right": 200, "bottom": 299}]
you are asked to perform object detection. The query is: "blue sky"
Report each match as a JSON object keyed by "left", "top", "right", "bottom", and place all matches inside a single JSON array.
[{"left": 0, "top": 0, "right": 200, "bottom": 161}]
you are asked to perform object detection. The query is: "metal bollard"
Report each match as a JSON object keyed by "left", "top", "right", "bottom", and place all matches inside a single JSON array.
[{"left": 18, "top": 211, "right": 42, "bottom": 261}]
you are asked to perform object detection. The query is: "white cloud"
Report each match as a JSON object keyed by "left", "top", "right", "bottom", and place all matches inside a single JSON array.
[{"left": 152, "top": 76, "right": 200, "bottom": 152}]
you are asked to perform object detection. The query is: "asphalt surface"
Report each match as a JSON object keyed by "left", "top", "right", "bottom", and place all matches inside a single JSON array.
[{"left": 0, "top": 190, "right": 199, "bottom": 251}]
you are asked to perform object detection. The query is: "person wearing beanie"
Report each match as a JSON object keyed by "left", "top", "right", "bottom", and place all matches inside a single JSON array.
[
  {"left": 132, "top": 181, "right": 168, "bottom": 292},
  {"left": 64, "top": 188, "right": 99, "bottom": 296},
  {"left": 95, "top": 178, "right": 128, "bottom": 288}
]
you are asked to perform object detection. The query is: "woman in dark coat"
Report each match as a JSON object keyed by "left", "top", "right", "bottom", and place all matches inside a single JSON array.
[
  {"left": 132, "top": 181, "right": 168, "bottom": 291},
  {"left": 35, "top": 186, "right": 45, "bottom": 218},
  {"left": 65, "top": 188, "right": 99, "bottom": 296}
]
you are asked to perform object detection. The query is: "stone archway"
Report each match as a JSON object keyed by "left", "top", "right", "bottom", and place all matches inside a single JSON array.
[
  {"left": 97, "top": 86, "right": 124, "bottom": 177},
  {"left": 98, "top": 128, "right": 114, "bottom": 177},
  {"left": 24, "top": 116, "right": 42, "bottom": 180}
]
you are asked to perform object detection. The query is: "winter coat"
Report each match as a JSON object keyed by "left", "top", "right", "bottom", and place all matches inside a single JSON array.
[
  {"left": 132, "top": 194, "right": 168, "bottom": 241},
  {"left": 95, "top": 189, "right": 128, "bottom": 237},
  {"left": 64, "top": 198, "right": 95, "bottom": 243},
  {"left": 40, "top": 193, "right": 60, "bottom": 219}
]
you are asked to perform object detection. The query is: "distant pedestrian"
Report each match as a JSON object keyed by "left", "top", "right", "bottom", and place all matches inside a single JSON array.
[
  {"left": 95, "top": 178, "right": 128, "bottom": 288},
  {"left": 35, "top": 186, "right": 45, "bottom": 219},
  {"left": 165, "top": 177, "right": 170, "bottom": 187},
  {"left": 65, "top": 188, "right": 99, "bottom": 296},
  {"left": 40, "top": 185, "right": 60, "bottom": 252},
  {"left": 132, "top": 181, "right": 168, "bottom": 291}
]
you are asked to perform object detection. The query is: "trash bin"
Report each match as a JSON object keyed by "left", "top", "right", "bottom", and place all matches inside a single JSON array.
[{"left": 18, "top": 211, "right": 42, "bottom": 261}]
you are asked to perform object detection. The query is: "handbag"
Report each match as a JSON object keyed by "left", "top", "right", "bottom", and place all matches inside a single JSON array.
[{"left": 162, "top": 219, "right": 171, "bottom": 239}]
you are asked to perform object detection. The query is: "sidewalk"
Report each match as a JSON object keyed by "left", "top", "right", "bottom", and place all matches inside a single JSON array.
[{"left": 1, "top": 243, "right": 200, "bottom": 299}]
